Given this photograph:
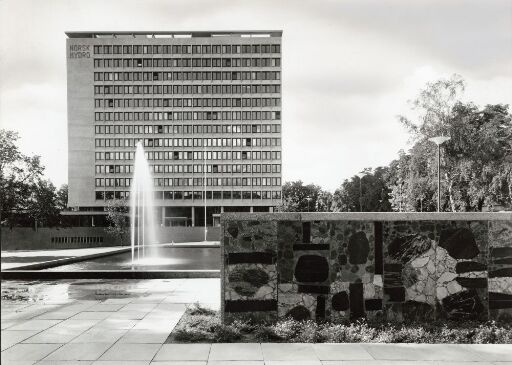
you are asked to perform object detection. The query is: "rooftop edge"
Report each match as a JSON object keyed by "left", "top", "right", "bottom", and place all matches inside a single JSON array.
[{"left": 66, "top": 31, "right": 283, "bottom": 38}]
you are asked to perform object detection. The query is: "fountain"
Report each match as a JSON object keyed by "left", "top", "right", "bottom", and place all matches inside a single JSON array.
[{"left": 130, "top": 141, "right": 157, "bottom": 266}]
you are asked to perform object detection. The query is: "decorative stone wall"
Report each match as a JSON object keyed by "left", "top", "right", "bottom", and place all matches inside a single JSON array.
[{"left": 221, "top": 213, "right": 512, "bottom": 323}]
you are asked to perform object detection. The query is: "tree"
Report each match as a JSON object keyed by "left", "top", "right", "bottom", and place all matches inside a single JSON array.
[
  {"left": 56, "top": 184, "right": 68, "bottom": 211},
  {"left": 105, "top": 198, "right": 130, "bottom": 244},
  {"left": 0, "top": 130, "right": 44, "bottom": 231},
  {"left": 333, "top": 167, "right": 392, "bottom": 212},
  {"left": 26, "top": 179, "right": 61, "bottom": 228},
  {"left": 279, "top": 180, "right": 330, "bottom": 212},
  {"left": 395, "top": 75, "right": 512, "bottom": 211}
]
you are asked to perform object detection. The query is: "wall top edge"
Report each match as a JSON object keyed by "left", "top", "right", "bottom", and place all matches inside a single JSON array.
[{"left": 220, "top": 212, "right": 512, "bottom": 222}]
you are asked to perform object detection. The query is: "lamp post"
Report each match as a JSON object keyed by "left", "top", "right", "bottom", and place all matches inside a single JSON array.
[
  {"left": 428, "top": 136, "right": 451, "bottom": 212},
  {"left": 305, "top": 196, "right": 312, "bottom": 212},
  {"left": 356, "top": 172, "right": 367, "bottom": 212}
]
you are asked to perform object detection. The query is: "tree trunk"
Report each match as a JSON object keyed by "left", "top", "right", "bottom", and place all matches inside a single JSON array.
[{"left": 445, "top": 173, "right": 456, "bottom": 212}]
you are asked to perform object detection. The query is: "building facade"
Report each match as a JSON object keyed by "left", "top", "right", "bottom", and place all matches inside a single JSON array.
[{"left": 66, "top": 31, "right": 282, "bottom": 228}]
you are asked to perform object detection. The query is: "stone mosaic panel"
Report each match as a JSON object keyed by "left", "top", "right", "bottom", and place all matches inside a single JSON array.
[
  {"left": 383, "top": 221, "right": 438, "bottom": 321},
  {"left": 222, "top": 215, "right": 511, "bottom": 324},
  {"left": 223, "top": 220, "right": 278, "bottom": 323},
  {"left": 489, "top": 220, "right": 512, "bottom": 321},
  {"left": 437, "top": 221, "right": 488, "bottom": 321}
]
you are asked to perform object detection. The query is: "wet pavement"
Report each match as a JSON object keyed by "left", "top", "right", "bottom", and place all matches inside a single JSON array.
[{"left": 2, "top": 279, "right": 511, "bottom": 364}]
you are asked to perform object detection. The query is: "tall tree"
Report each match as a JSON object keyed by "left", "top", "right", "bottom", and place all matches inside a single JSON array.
[
  {"left": 56, "top": 184, "right": 69, "bottom": 211},
  {"left": 0, "top": 130, "right": 44, "bottom": 231},
  {"left": 393, "top": 75, "right": 512, "bottom": 211},
  {"left": 26, "top": 179, "right": 61, "bottom": 228}
]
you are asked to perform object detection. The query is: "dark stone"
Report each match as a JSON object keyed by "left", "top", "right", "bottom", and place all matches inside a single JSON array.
[
  {"left": 303, "top": 222, "right": 311, "bottom": 243},
  {"left": 227, "top": 223, "right": 239, "bottom": 238},
  {"left": 384, "top": 287, "right": 405, "bottom": 302},
  {"left": 248, "top": 220, "right": 260, "bottom": 226},
  {"left": 294, "top": 255, "right": 329, "bottom": 282},
  {"left": 455, "top": 277, "right": 487, "bottom": 288},
  {"left": 349, "top": 283, "right": 365, "bottom": 319},
  {"left": 439, "top": 227, "right": 479, "bottom": 259},
  {"left": 388, "top": 234, "right": 431, "bottom": 263},
  {"left": 338, "top": 254, "right": 347, "bottom": 265},
  {"left": 455, "top": 261, "right": 487, "bottom": 273},
  {"left": 286, "top": 305, "right": 311, "bottom": 320},
  {"left": 489, "top": 301, "right": 512, "bottom": 309},
  {"left": 228, "top": 267, "right": 270, "bottom": 296},
  {"left": 489, "top": 268, "right": 512, "bottom": 278},
  {"left": 228, "top": 252, "right": 275, "bottom": 265},
  {"left": 490, "top": 247, "right": 512, "bottom": 258},
  {"left": 365, "top": 299, "right": 382, "bottom": 311},
  {"left": 332, "top": 291, "right": 349, "bottom": 311},
  {"left": 242, "top": 235, "right": 252, "bottom": 242},
  {"left": 225, "top": 299, "right": 277, "bottom": 312},
  {"left": 348, "top": 231, "right": 370, "bottom": 265},
  {"left": 441, "top": 289, "right": 485, "bottom": 319},
  {"left": 298, "top": 285, "right": 330, "bottom": 294},
  {"left": 402, "top": 300, "right": 435, "bottom": 321},
  {"left": 489, "top": 292, "right": 512, "bottom": 301},
  {"left": 293, "top": 244, "right": 329, "bottom": 251},
  {"left": 493, "top": 258, "right": 512, "bottom": 265},
  {"left": 384, "top": 270, "right": 403, "bottom": 287},
  {"left": 316, "top": 295, "right": 326, "bottom": 320},
  {"left": 384, "top": 263, "right": 403, "bottom": 272},
  {"left": 374, "top": 222, "right": 383, "bottom": 274}
]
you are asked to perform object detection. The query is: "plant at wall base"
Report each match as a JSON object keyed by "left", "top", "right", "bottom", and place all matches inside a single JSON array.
[{"left": 105, "top": 198, "right": 130, "bottom": 245}]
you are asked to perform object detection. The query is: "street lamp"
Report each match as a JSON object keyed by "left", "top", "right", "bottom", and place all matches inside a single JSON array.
[
  {"left": 356, "top": 172, "right": 367, "bottom": 212},
  {"left": 428, "top": 136, "right": 451, "bottom": 212},
  {"left": 305, "top": 196, "right": 312, "bottom": 212}
]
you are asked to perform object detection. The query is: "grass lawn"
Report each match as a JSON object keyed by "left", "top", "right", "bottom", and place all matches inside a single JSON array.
[{"left": 166, "top": 304, "right": 512, "bottom": 344}]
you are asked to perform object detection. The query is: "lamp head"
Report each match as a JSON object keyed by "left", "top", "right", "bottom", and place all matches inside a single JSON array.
[{"left": 428, "top": 136, "right": 451, "bottom": 145}]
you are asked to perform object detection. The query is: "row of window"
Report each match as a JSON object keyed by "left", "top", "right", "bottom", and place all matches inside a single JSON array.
[
  {"left": 95, "top": 163, "right": 281, "bottom": 174},
  {"left": 96, "top": 137, "right": 281, "bottom": 148},
  {"left": 95, "top": 110, "right": 281, "bottom": 121},
  {"left": 95, "top": 97, "right": 280, "bottom": 108},
  {"left": 95, "top": 177, "right": 282, "bottom": 188},
  {"left": 94, "top": 71, "right": 281, "bottom": 82},
  {"left": 94, "top": 124, "right": 280, "bottom": 135},
  {"left": 94, "top": 150, "right": 282, "bottom": 161},
  {"left": 94, "top": 84, "right": 280, "bottom": 95},
  {"left": 95, "top": 190, "right": 282, "bottom": 201},
  {"left": 51, "top": 236, "right": 104, "bottom": 244},
  {"left": 94, "top": 57, "right": 280, "bottom": 69},
  {"left": 93, "top": 44, "right": 281, "bottom": 55}
]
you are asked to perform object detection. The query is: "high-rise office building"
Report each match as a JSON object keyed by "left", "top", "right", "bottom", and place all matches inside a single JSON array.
[{"left": 66, "top": 31, "right": 282, "bottom": 228}]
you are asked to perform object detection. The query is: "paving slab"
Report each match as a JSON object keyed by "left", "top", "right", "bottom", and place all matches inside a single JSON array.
[
  {"left": 153, "top": 344, "right": 212, "bottom": 361},
  {"left": 363, "top": 344, "right": 488, "bottom": 362},
  {"left": 1, "top": 330, "right": 40, "bottom": 350},
  {"left": 118, "top": 329, "right": 172, "bottom": 343},
  {"left": 313, "top": 343, "right": 374, "bottom": 360},
  {"left": 43, "top": 342, "right": 113, "bottom": 361},
  {"left": 0, "top": 343, "right": 62, "bottom": 361},
  {"left": 262, "top": 343, "right": 318, "bottom": 361},
  {"left": 463, "top": 344, "right": 512, "bottom": 362},
  {"left": 70, "top": 328, "right": 127, "bottom": 343},
  {"left": 209, "top": 343, "right": 263, "bottom": 360},
  {"left": 8, "top": 319, "right": 61, "bottom": 331},
  {"left": 98, "top": 343, "right": 161, "bottom": 361}
]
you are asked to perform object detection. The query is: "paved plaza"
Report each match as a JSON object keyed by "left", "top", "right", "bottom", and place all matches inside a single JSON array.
[{"left": 1, "top": 278, "right": 511, "bottom": 364}]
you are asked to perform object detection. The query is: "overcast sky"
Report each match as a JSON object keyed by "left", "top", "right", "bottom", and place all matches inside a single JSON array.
[{"left": 1, "top": 0, "right": 511, "bottom": 191}]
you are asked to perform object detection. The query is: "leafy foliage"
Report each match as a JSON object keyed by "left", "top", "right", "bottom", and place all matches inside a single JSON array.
[
  {"left": 169, "top": 305, "right": 512, "bottom": 344},
  {"left": 279, "top": 180, "right": 333, "bottom": 212},
  {"left": 105, "top": 198, "right": 130, "bottom": 243}
]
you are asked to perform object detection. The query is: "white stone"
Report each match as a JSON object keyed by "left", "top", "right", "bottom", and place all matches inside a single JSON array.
[
  {"left": 411, "top": 256, "right": 429, "bottom": 268},
  {"left": 438, "top": 272, "right": 457, "bottom": 283},
  {"left": 447, "top": 281, "right": 463, "bottom": 294},
  {"left": 437, "top": 286, "right": 449, "bottom": 299}
]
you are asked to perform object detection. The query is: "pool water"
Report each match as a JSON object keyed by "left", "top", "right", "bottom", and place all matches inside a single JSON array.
[{"left": 43, "top": 246, "right": 220, "bottom": 271}]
